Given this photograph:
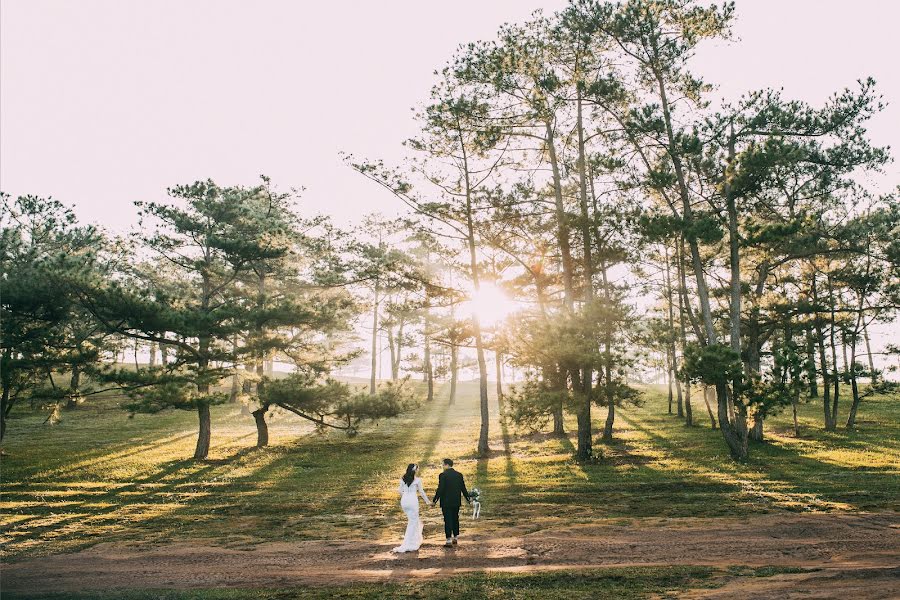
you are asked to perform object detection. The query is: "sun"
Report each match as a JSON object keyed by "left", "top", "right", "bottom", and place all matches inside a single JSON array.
[{"left": 461, "top": 282, "right": 517, "bottom": 327}]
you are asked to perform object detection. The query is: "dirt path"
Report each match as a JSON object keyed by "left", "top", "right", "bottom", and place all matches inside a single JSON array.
[{"left": 4, "top": 513, "right": 899, "bottom": 596}]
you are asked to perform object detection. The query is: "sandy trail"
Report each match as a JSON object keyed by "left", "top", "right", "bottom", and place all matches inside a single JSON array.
[{"left": 4, "top": 513, "right": 899, "bottom": 596}]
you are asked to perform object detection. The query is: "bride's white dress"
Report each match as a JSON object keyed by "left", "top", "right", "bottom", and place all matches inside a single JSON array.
[{"left": 392, "top": 476, "right": 430, "bottom": 552}]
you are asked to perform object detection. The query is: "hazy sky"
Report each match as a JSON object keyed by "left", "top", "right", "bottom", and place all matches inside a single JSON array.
[{"left": 2, "top": 0, "right": 898, "bottom": 233}]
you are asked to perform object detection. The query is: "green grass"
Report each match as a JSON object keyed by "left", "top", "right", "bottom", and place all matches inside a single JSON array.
[
  {"left": 1, "top": 377, "right": 898, "bottom": 564},
  {"left": 0, "top": 565, "right": 725, "bottom": 599}
]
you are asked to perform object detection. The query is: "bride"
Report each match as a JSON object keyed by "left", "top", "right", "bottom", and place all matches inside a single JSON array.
[{"left": 392, "top": 463, "right": 431, "bottom": 553}]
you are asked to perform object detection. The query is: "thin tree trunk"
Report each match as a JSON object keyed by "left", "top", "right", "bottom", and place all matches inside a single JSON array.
[
  {"left": 664, "top": 246, "right": 683, "bottom": 417},
  {"left": 827, "top": 272, "right": 840, "bottom": 430},
  {"left": 684, "top": 383, "right": 693, "bottom": 427},
  {"left": 370, "top": 285, "right": 378, "bottom": 396},
  {"left": 666, "top": 349, "right": 674, "bottom": 415},
  {"left": 703, "top": 385, "right": 717, "bottom": 429},
  {"left": 387, "top": 327, "right": 397, "bottom": 381},
  {"left": 65, "top": 366, "right": 82, "bottom": 409},
  {"left": 846, "top": 311, "right": 863, "bottom": 429},
  {"left": 862, "top": 320, "right": 876, "bottom": 383},
  {"left": 806, "top": 329, "right": 818, "bottom": 398},
  {"left": 455, "top": 115, "right": 490, "bottom": 457},
  {"left": 0, "top": 387, "right": 8, "bottom": 441},
  {"left": 812, "top": 273, "right": 833, "bottom": 430},
  {"left": 449, "top": 345, "right": 458, "bottom": 405},
  {"left": 424, "top": 329, "right": 434, "bottom": 402},
  {"left": 574, "top": 90, "right": 593, "bottom": 461},
  {"left": 495, "top": 351, "right": 503, "bottom": 404},
  {"left": 676, "top": 252, "right": 692, "bottom": 426},
  {"left": 544, "top": 119, "right": 575, "bottom": 312},
  {"left": 1, "top": 348, "right": 11, "bottom": 440}
]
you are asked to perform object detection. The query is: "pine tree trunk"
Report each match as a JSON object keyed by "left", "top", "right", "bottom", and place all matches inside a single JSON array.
[
  {"left": 827, "top": 272, "right": 840, "bottom": 430},
  {"left": 552, "top": 403, "right": 565, "bottom": 435},
  {"left": 812, "top": 274, "right": 833, "bottom": 429},
  {"left": 424, "top": 334, "right": 433, "bottom": 402},
  {"left": 395, "top": 322, "right": 404, "bottom": 380},
  {"left": 194, "top": 401, "right": 211, "bottom": 459},
  {"left": 574, "top": 92, "right": 594, "bottom": 462},
  {"left": 388, "top": 328, "right": 398, "bottom": 381},
  {"left": 664, "top": 247, "right": 683, "bottom": 417},
  {"left": 703, "top": 385, "right": 717, "bottom": 429},
  {"left": 862, "top": 320, "right": 876, "bottom": 383},
  {"left": 253, "top": 407, "right": 269, "bottom": 447},
  {"left": 846, "top": 321, "right": 862, "bottom": 429},
  {"left": 676, "top": 257, "right": 692, "bottom": 427},
  {"left": 684, "top": 383, "right": 693, "bottom": 427},
  {"left": 229, "top": 372, "right": 240, "bottom": 403},
  {"left": 456, "top": 117, "right": 490, "bottom": 457},
  {"left": 370, "top": 285, "right": 378, "bottom": 396},
  {"left": 657, "top": 69, "right": 744, "bottom": 458},
  {"left": 449, "top": 345, "right": 458, "bottom": 405},
  {"left": 602, "top": 390, "right": 615, "bottom": 440},
  {"left": 749, "top": 414, "right": 764, "bottom": 442},
  {"left": 65, "top": 366, "right": 82, "bottom": 409},
  {"left": 544, "top": 119, "right": 575, "bottom": 311},
  {"left": 792, "top": 391, "right": 800, "bottom": 437},
  {"left": 806, "top": 330, "right": 819, "bottom": 398},
  {"left": 495, "top": 351, "right": 503, "bottom": 404},
  {"left": 666, "top": 349, "right": 674, "bottom": 415},
  {"left": 1, "top": 352, "right": 11, "bottom": 441}
]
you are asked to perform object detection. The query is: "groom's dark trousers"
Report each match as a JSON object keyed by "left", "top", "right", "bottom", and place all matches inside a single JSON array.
[
  {"left": 433, "top": 467, "right": 469, "bottom": 539},
  {"left": 441, "top": 505, "right": 461, "bottom": 538}
]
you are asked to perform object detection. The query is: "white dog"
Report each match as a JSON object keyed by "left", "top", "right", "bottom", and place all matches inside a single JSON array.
[{"left": 470, "top": 487, "right": 482, "bottom": 519}]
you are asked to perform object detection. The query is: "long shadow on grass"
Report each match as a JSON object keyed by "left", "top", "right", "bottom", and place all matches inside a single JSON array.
[
  {"left": 0, "top": 440, "right": 260, "bottom": 559},
  {"left": 97, "top": 383, "right": 459, "bottom": 546},
  {"left": 617, "top": 410, "right": 899, "bottom": 513}
]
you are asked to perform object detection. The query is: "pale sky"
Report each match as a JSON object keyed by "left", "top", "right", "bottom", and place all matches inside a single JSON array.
[{"left": 2, "top": 0, "right": 898, "bottom": 232}]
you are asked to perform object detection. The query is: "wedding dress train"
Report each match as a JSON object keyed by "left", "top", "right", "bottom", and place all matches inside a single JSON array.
[{"left": 392, "top": 476, "right": 430, "bottom": 552}]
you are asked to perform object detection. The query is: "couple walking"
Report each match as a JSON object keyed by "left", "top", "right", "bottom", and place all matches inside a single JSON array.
[{"left": 393, "top": 458, "right": 470, "bottom": 552}]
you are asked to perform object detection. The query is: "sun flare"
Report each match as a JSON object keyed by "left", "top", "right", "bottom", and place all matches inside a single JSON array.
[{"left": 460, "top": 282, "right": 517, "bottom": 327}]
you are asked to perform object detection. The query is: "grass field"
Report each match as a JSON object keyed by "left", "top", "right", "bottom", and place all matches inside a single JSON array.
[
  {"left": 1, "top": 378, "right": 898, "bottom": 598},
  {"left": 2, "top": 565, "right": 787, "bottom": 600}
]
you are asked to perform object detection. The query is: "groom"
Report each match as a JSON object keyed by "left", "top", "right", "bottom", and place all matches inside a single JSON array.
[{"left": 432, "top": 458, "right": 470, "bottom": 547}]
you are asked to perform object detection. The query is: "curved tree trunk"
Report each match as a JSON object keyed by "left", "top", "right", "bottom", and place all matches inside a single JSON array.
[{"left": 703, "top": 385, "right": 717, "bottom": 429}]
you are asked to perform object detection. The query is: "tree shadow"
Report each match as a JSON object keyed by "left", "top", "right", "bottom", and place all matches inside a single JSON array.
[{"left": 616, "top": 409, "right": 899, "bottom": 513}]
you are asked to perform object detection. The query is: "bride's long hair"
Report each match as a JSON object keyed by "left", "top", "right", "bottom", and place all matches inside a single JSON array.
[{"left": 402, "top": 463, "right": 417, "bottom": 486}]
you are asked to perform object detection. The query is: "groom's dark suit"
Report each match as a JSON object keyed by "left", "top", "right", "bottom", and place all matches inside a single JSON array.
[{"left": 433, "top": 467, "right": 470, "bottom": 540}]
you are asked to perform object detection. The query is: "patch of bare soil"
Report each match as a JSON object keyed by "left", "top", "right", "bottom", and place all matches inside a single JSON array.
[{"left": 3, "top": 513, "right": 899, "bottom": 596}]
